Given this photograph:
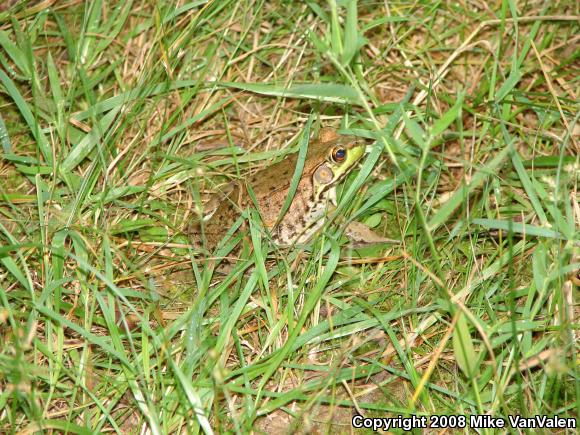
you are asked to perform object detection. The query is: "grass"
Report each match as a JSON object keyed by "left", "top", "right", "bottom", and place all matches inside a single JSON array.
[{"left": 0, "top": 0, "right": 578, "bottom": 433}]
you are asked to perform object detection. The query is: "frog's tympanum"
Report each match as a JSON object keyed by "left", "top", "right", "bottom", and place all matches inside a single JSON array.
[{"left": 191, "top": 129, "right": 395, "bottom": 252}]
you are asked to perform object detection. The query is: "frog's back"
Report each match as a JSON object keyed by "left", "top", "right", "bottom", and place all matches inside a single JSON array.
[
  {"left": 246, "top": 139, "right": 330, "bottom": 199},
  {"left": 244, "top": 139, "right": 332, "bottom": 228}
]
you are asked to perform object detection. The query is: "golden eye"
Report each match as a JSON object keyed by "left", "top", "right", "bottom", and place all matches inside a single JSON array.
[{"left": 331, "top": 147, "right": 346, "bottom": 163}]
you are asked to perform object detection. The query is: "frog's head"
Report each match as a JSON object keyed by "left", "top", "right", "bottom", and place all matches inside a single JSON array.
[{"left": 309, "top": 130, "right": 365, "bottom": 201}]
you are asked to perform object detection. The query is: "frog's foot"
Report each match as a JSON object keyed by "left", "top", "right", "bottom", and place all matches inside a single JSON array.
[{"left": 344, "top": 221, "right": 400, "bottom": 247}]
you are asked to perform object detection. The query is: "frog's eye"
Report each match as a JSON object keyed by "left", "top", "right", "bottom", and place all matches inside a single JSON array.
[{"left": 331, "top": 147, "right": 346, "bottom": 163}]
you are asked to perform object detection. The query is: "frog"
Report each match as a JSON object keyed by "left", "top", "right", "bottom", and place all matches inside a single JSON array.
[{"left": 190, "top": 129, "right": 396, "bottom": 252}]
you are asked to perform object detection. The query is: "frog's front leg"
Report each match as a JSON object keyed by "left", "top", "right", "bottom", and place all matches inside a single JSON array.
[
  {"left": 327, "top": 187, "right": 400, "bottom": 247},
  {"left": 343, "top": 220, "right": 400, "bottom": 247}
]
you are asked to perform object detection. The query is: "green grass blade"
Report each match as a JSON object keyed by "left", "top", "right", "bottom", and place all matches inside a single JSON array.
[
  {"left": 0, "top": 69, "right": 52, "bottom": 164},
  {"left": 220, "top": 82, "right": 362, "bottom": 105}
]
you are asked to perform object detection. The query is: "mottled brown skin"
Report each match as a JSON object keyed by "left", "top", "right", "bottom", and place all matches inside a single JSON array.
[{"left": 192, "top": 130, "right": 363, "bottom": 251}]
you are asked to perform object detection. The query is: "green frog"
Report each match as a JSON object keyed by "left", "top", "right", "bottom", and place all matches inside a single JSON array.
[{"left": 192, "top": 129, "right": 395, "bottom": 251}]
